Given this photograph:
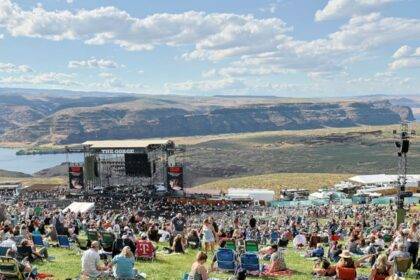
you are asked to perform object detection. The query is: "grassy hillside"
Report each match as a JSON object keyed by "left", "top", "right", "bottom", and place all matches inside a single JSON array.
[
  {"left": 0, "top": 169, "right": 31, "bottom": 178},
  {"left": 190, "top": 172, "right": 353, "bottom": 194},
  {"left": 183, "top": 123, "right": 419, "bottom": 187}
]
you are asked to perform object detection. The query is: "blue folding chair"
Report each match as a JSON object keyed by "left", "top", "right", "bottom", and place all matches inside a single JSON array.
[
  {"left": 13, "top": 235, "right": 23, "bottom": 245},
  {"left": 216, "top": 248, "right": 236, "bottom": 271},
  {"left": 270, "top": 231, "right": 280, "bottom": 244},
  {"left": 58, "top": 235, "right": 71, "bottom": 249},
  {"left": 240, "top": 252, "right": 260, "bottom": 274},
  {"left": 32, "top": 235, "right": 44, "bottom": 247}
]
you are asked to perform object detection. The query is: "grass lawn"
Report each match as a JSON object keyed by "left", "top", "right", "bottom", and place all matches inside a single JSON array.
[
  {"left": 33, "top": 245, "right": 418, "bottom": 280},
  {"left": 191, "top": 173, "right": 353, "bottom": 194}
]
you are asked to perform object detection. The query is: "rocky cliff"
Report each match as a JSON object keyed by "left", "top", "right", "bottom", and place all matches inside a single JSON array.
[{"left": 0, "top": 90, "right": 414, "bottom": 145}]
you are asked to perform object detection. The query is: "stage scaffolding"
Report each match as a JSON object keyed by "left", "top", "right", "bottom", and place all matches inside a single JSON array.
[{"left": 74, "top": 139, "right": 184, "bottom": 189}]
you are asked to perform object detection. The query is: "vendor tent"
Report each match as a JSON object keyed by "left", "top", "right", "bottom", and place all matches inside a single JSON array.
[
  {"left": 227, "top": 188, "right": 275, "bottom": 202},
  {"left": 63, "top": 202, "right": 95, "bottom": 214}
]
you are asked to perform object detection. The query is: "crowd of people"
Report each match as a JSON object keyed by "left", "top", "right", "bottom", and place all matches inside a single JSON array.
[{"left": 0, "top": 188, "right": 419, "bottom": 280}]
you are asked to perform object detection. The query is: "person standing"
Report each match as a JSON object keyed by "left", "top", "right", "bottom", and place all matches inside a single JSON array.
[
  {"left": 171, "top": 213, "right": 186, "bottom": 236},
  {"left": 407, "top": 222, "right": 419, "bottom": 267}
]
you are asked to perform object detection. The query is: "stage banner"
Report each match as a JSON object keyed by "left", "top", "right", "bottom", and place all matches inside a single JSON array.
[
  {"left": 167, "top": 166, "right": 183, "bottom": 191},
  {"left": 84, "top": 156, "right": 95, "bottom": 181},
  {"left": 69, "top": 166, "right": 84, "bottom": 190}
]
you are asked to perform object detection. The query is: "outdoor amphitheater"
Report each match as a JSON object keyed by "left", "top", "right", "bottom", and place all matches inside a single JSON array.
[{"left": 0, "top": 137, "right": 418, "bottom": 280}]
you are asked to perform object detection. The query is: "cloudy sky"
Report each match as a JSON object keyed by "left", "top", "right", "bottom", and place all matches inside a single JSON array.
[{"left": 0, "top": 0, "right": 419, "bottom": 97}]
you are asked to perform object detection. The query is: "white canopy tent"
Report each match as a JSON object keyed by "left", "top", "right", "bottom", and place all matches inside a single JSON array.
[
  {"left": 63, "top": 202, "right": 95, "bottom": 214},
  {"left": 348, "top": 174, "right": 420, "bottom": 186},
  {"left": 227, "top": 188, "right": 275, "bottom": 202}
]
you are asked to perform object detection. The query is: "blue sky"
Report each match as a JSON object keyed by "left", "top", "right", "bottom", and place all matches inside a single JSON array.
[{"left": 0, "top": 0, "right": 419, "bottom": 97}]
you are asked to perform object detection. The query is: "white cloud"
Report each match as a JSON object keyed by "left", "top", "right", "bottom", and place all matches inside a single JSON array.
[
  {"left": 392, "top": 45, "right": 412, "bottom": 59},
  {"left": 327, "top": 13, "right": 420, "bottom": 51},
  {"left": 315, "top": 0, "right": 396, "bottom": 21},
  {"left": 89, "top": 78, "right": 146, "bottom": 92},
  {"left": 389, "top": 45, "right": 420, "bottom": 70},
  {"left": 389, "top": 58, "right": 420, "bottom": 70},
  {"left": 0, "top": 62, "right": 32, "bottom": 73},
  {"left": 0, "top": 0, "right": 290, "bottom": 58},
  {"left": 0, "top": 72, "right": 78, "bottom": 86},
  {"left": 203, "top": 66, "right": 291, "bottom": 78},
  {"left": 0, "top": 34, "right": 3, "bottom": 39},
  {"left": 68, "top": 58, "right": 120, "bottom": 69},
  {"left": 98, "top": 72, "right": 115, "bottom": 79},
  {"left": 137, "top": 70, "right": 144, "bottom": 75},
  {"left": 259, "top": 2, "right": 279, "bottom": 14},
  {"left": 165, "top": 78, "right": 246, "bottom": 94}
]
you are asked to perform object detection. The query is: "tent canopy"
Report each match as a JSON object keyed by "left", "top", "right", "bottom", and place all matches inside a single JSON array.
[
  {"left": 63, "top": 202, "right": 95, "bottom": 214},
  {"left": 348, "top": 174, "right": 420, "bottom": 185}
]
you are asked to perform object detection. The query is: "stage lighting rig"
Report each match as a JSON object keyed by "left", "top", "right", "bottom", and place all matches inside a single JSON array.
[{"left": 393, "top": 122, "right": 416, "bottom": 226}]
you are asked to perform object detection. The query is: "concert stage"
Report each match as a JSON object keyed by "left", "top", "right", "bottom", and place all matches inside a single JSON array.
[{"left": 68, "top": 139, "right": 185, "bottom": 191}]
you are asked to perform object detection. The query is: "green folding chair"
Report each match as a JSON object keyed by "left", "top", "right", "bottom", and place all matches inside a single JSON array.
[
  {"left": 101, "top": 231, "right": 115, "bottom": 251},
  {"left": 225, "top": 239, "right": 237, "bottom": 251},
  {"left": 86, "top": 230, "right": 99, "bottom": 242},
  {"left": 245, "top": 240, "right": 259, "bottom": 252}
]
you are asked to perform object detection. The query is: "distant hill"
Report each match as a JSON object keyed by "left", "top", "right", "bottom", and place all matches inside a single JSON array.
[
  {"left": 0, "top": 169, "right": 31, "bottom": 178},
  {"left": 0, "top": 88, "right": 415, "bottom": 145}
]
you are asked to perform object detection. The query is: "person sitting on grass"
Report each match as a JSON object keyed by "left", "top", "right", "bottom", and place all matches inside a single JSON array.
[
  {"left": 307, "top": 243, "right": 324, "bottom": 258},
  {"left": 264, "top": 247, "right": 287, "bottom": 273},
  {"left": 81, "top": 241, "right": 109, "bottom": 279},
  {"left": 135, "top": 233, "right": 156, "bottom": 259},
  {"left": 189, "top": 252, "right": 209, "bottom": 280},
  {"left": 369, "top": 254, "right": 393, "bottom": 280},
  {"left": 259, "top": 244, "right": 278, "bottom": 260},
  {"left": 111, "top": 246, "right": 138, "bottom": 279},
  {"left": 164, "top": 234, "right": 186, "bottom": 254},
  {"left": 336, "top": 250, "right": 373, "bottom": 280},
  {"left": 293, "top": 231, "right": 306, "bottom": 249},
  {"left": 329, "top": 242, "right": 343, "bottom": 262},
  {"left": 313, "top": 258, "right": 336, "bottom": 277},
  {"left": 187, "top": 229, "right": 201, "bottom": 249},
  {"left": 19, "top": 239, "right": 49, "bottom": 262},
  {"left": 387, "top": 243, "right": 410, "bottom": 262}
]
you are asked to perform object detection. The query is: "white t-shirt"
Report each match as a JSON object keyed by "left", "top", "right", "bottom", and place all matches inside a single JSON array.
[{"left": 81, "top": 249, "right": 101, "bottom": 277}]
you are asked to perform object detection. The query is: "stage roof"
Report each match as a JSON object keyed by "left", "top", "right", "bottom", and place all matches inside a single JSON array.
[{"left": 82, "top": 139, "right": 172, "bottom": 149}]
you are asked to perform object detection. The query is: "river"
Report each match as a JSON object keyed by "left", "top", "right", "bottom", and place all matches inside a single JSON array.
[{"left": 0, "top": 148, "right": 84, "bottom": 175}]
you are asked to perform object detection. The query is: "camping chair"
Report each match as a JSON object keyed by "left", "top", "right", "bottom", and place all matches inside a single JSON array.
[
  {"left": 215, "top": 248, "right": 236, "bottom": 272},
  {"left": 225, "top": 239, "right": 236, "bottom": 251},
  {"left": 76, "top": 237, "right": 89, "bottom": 250},
  {"left": 101, "top": 232, "right": 115, "bottom": 252},
  {"left": 245, "top": 240, "right": 259, "bottom": 253},
  {"left": 86, "top": 230, "right": 99, "bottom": 242},
  {"left": 0, "top": 256, "right": 25, "bottom": 280},
  {"left": 13, "top": 236, "right": 23, "bottom": 246},
  {"left": 240, "top": 252, "right": 260, "bottom": 275},
  {"left": 394, "top": 256, "right": 412, "bottom": 276},
  {"left": 32, "top": 235, "right": 44, "bottom": 247},
  {"left": 16, "top": 246, "right": 33, "bottom": 262},
  {"left": 270, "top": 231, "right": 280, "bottom": 244},
  {"left": 0, "top": 246, "right": 9, "bottom": 257},
  {"left": 57, "top": 235, "right": 71, "bottom": 249}
]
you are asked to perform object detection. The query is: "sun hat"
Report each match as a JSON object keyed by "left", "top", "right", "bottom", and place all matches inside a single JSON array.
[{"left": 339, "top": 250, "right": 352, "bottom": 259}]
